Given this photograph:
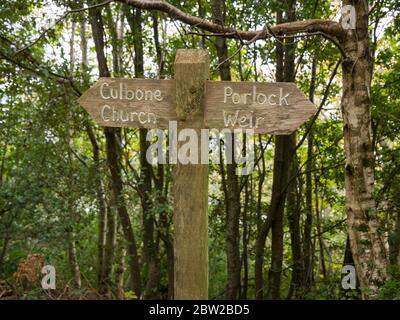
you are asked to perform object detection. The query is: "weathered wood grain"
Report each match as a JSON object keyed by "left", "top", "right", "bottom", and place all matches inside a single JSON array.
[
  {"left": 79, "top": 78, "right": 315, "bottom": 135},
  {"left": 78, "top": 77, "right": 176, "bottom": 128},
  {"left": 204, "top": 80, "right": 317, "bottom": 134},
  {"left": 173, "top": 49, "right": 209, "bottom": 300}
]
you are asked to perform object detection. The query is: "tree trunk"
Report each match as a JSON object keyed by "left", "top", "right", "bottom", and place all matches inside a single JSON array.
[
  {"left": 102, "top": 200, "right": 116, "bottom": 295},
  {"left": 0, "top": 232, "right": 10, "bottom": 273},
  {"left": 104, "top": 127, "right": 141, "bottom": 296},
  {"left": 283, "top": 0, "right": 303, "bottom": 299},
  {"left": 240, "top": 171, "right": 250, "bottom": 299},
  {"left": 103, "top": 4, "right": 127, "bottom": 296},
  {"left": 152, "top": 12, "right": 165, "bottom": 77},
  {"left": 211, "top": 0, "right": 241, "bottom": 300},
  {"left": 81, "top": 12, "right": 109, "bottom": 292},
  {"left": 81, "top": 11, "right": 108, "bottom": 287},
  {"left": 254, "top": 8, "right": 286, "bottom": 299},
  {"left": 265, "top": 135, "right": 293, "bottom": 300},
  {"left": 115, "top": 221, "right": 126, "bottom": 300},
  {"left": 66, "top": 22, "right": 81, "bottom": 289},
  {"left": 340, "top": 0, "right": 387, "bottom": 298},
  {"left": 66, "top": 228, "right": 81, "bottom": 289},
  {"left": 89, "top": 4, "right": 142, "bottom": 297},
  {"left": 315, "top": 176, "right": 327, "bottom": 279},
  {"left": 124, "top": 6, "right": 161, "bottom": 299},
  {"left": 152, "top": 11, "right": 173, "bottom": 299},
  {"left": 389, "top": 211, "right": 400, "bottom": 265},
  {"left": 287, "top": 152, "right": 304, "bottom": 299},
  {"left": 266, "top": 0, "right": 296, "bottom": 299},
  {"left": 254, "top": 137, "right": 268, "bottom": 299},
  {"left": 80, "top": 18, "right": 88, "bottom": 67},
  {"left": 86, "top": 124, "right": 109, "bottom": 293},
  {"left": 69, "top": 21, "right": 75, "bottom": 76},
  {"left": 303, "top": 57, "right": 317, "bottom": 292}
]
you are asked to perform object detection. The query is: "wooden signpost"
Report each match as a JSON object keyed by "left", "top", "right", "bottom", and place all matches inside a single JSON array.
[{"left": 78, "top": 49, "right": 316, "bottom": 300}]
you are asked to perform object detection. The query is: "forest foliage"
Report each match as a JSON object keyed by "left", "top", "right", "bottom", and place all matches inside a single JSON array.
[{"left": 0, "top": 0, "right": 400, "bottom": 300}]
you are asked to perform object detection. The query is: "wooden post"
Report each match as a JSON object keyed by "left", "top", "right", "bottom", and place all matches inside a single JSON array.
[{"left": 173, "top": 49, "right": 209, "bottom": 299}]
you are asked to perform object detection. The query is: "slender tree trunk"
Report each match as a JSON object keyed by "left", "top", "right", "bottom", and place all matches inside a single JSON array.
[
  {"left": 66, "top": 228, "right": 81, "bottom": 288},
  {"left": 240, "top": 172, "right": 250, "bottom": 299},
  {"left": 0, "top": 232, "right": 10, "bottom": 273},
  {"left": 287, "top": 153, "right": 304, "bottom": 299},
  {"left": 152, "top": 12, "right": 165, "bottom": 77},
  {"left": 81, "top": 12, "right": 109, "bottom": 292},
  {"left": 224, "top": 155, "right": 241, "bottom": 300},
  {"left": 105, "top": 4, "right": 122, "bottom": 76},
  {"left": 66, "top": 161, "right": 81, "bottom": 290},
  {"left": 124, "top": 6, "right": 161, "bottom": 299},
  {"left": 255, "top": 7, "right": 286, "bottom": 299},
  {"left": 66, "top": 22, "right": 81, "bottom": 289},
  {"left": 140, "top": 124, "right": 161, "bottom": 299},
  {"left": 211, "top": 0, "right": 241, "bottom": 300},
  {"left": 254, "top": 213, "right": 272, "bottom": 299},
  {"left": 89, "top": 4, "right": 141, "bottom": 297},
  {"left": 0, "top": 144, "right": 7, "bottom": 273},
  {"left": 256, "top": 136, "right": 266, "bottom": 232},
  {"left": 254, "top": 137, "right": 267, "bottom": 299},
  {"left": 340, "top": 0, "right": 387, "bottom": 298},
  {"left": 155, "top": 162, "right": 174, "bottom": 299},
  {"left": 103, "top": 202, "right": 116, "bottom": 295},
  {"left": 162, "top": 230, "right": 174, "bottom": 300},
  {"left": 303, "top": 57, "right": 317, "bottom": 292},
  {"left": 198, "top": 0, "right": 206, "bottom": 48},
  {"left": 389, "top": 211, "right": 400, "bottom": 265},
  {"left": 102, "top": 4, "right": 126, "bottom": 296},
  {"left": 115, "top": 221, "right": 126, "bottom": 300},
  {"left": 284, "top": 0, "right": 303, "bottom": 299},
  {"left": 104, "top": 128, "right": 141, "bottom": 296},
  {"left": 266, "top": 1, "right": 296, "bottom": 299},
  {"left": 314, "top": 176, "right": 326, "bottom": 279},
  {"left": 86, "top": 125, "right": 109, "bottom": 293},
  {"left": 80, "top": 18, "right": 88, "bottom": 67},
  {"left": 80, "top": 22, "right": 110, "bottom": 291},
  {"left": 265, "top": 135, "right": 293, "bottom": 300},
  {"left": 152, "top": 11, "right": 174, "bottom": 299},
  {"left": 69, "top": 21, "right": 76, "bottom": 76}
]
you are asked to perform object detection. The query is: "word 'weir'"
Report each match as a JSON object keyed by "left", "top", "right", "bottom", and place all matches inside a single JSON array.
[{"left": 79, "top": 78, "right": 316, "bottom": 134}]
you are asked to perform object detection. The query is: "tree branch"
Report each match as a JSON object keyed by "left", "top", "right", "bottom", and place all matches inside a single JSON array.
[
  {"left": 296, "top": 58, "right": 342, "bottom": 151},
  {"left": 115, "top": 0, "right": 345, "bottom": 40}
]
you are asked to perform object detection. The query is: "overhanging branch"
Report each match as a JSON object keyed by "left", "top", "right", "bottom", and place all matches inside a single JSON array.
[{"left": 116, "top": 0, "right": 345, "bottom": 40}]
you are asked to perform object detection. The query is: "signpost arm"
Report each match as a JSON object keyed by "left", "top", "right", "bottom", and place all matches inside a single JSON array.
[{"left": 173, "top": 49, "right": 209, "bottom": 299}]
